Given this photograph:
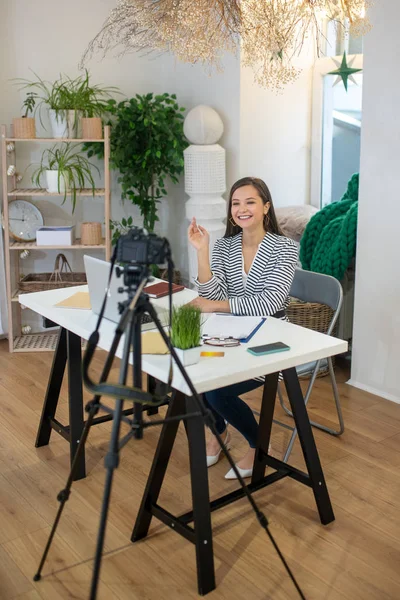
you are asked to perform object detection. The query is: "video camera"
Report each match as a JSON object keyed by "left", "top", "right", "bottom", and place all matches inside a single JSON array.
[{"left": 116, "top": 227, "right": 171, "bottom": 266}]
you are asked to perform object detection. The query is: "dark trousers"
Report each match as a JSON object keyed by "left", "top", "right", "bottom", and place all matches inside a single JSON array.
[{"left": 203, "top": 379, "right": 264, "bottom": 448}]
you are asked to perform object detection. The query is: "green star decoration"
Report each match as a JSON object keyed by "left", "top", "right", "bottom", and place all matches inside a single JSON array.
[{"left": 328, "top": 51, "right": 363, "bottom": 91}]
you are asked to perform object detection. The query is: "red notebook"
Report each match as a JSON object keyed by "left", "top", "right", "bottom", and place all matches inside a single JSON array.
[{"left": 144, "top": 281, "right": 185, "bottom": 299}]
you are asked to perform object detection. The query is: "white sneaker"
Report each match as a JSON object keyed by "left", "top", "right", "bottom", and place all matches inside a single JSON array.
[{"left": 206, "top": 431, "right": 231, "bottom": 467}]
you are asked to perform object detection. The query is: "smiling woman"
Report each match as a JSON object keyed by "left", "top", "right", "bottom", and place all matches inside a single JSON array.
[{"left": 187, "top": 176, "right": 298, "bottom": 479}]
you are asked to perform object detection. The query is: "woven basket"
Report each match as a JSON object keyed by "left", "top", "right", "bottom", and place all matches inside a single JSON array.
[
  {"left": 286, "top": 296, "right": 336, "bottom": 377},
  {"left": 19, "top": 253, "right": 86, "bottom": 293},
  {"left": 13, "top": 117, "right": 36, "bottom": 139},
  {"left": 81, "top": 222, "right": 102, "bottom": 245}
]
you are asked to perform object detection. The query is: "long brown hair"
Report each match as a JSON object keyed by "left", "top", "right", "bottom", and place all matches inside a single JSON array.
[{"left": 224, "top": 177, "right": 283, "bottom": 238}]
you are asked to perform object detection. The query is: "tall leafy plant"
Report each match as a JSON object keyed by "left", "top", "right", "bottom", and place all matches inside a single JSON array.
[{"left": 85, "top": 93, "right": 188, "bottom": 232}]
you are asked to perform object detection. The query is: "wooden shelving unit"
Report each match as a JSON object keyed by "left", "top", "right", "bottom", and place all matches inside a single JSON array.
[
  {"left": 8, "top": 188, "right": 106, "bottom": 197},
  {"left": 9, "top": 238, "right": 107, "bottom": 250},
  {"left": 1, "top": 124, "right": 111, "bottom": 352}
]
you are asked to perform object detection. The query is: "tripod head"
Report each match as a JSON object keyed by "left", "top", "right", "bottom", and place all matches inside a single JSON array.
[
  {"left": 116, "top": 263, "right": 150, "bottom": 315},
  {"left": 116, "top": 226, "right": 172, "bottom": 269},
  {"left": 115, "top": 226, "right": 173, "bottom": 314}
]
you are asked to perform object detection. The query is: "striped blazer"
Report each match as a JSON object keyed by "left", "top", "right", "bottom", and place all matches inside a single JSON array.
[{"left": 195, "top": 231, "right": 298, "bottom": 317}]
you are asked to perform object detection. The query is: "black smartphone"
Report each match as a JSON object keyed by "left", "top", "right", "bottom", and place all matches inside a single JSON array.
[{"left": 247, "top": 342, "right": 290, "bottom": 356}]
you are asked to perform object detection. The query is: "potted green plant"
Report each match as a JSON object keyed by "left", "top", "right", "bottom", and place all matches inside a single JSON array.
[
  {"left": 15, "top": 71, "right": 118, "bottom": 139},
  {"left": 15, "top": 72, "right": 69, "bottom": 137},
  {"left": 85, "top": 93, "right": 188, "bottom": 232},
  {"left": 31, "top": 144, "right": 99, "bottom": 212},
  {"left": 13, "top": 92, "right": 37, "bottom": 139},
  {"left": 170, "top": 304, "right": 202, "bottom": 366},
  {"left": 74, "top": 71, "right": 119, "bottom": 139}
]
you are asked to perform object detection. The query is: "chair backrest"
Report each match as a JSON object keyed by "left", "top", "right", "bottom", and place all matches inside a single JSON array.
[{"left": 290, "top": 268, "right": 343, "bottom": 334}]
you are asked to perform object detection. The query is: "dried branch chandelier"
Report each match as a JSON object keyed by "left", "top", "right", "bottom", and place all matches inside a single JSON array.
[{"left": 81, "top": 0, "right": 371, "bottom": 90}]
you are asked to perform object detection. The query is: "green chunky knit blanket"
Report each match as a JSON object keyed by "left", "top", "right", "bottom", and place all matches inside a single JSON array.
[{"left": 300, "top": 173, "right": 358, "bottom": 280}]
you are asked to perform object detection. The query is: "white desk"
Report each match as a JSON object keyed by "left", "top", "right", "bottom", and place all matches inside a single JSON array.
[
  {"left": 20, "top": 284, "right": 347, "bottom": 597},
  {"left": 20, "top": 284, "right": 347, "bottom": 396}
]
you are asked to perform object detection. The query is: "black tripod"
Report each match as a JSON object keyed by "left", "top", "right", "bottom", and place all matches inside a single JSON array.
[{"left": 33, "top": 260, "right": 306, "bottom": 600}]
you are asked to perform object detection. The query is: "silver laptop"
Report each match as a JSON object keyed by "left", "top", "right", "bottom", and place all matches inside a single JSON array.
[{"left": 84, "top": 255, "right": 170, "bottom": 331}]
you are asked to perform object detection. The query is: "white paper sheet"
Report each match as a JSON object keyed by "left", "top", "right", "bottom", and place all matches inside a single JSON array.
[{"left": 201, "top": 314, "right": 264, "bottom": 340}]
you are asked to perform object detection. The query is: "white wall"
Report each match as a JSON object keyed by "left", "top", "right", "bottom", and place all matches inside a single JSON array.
[
  {"left": 0, "top": 0, "right": 240, "bottom": 268},
  {"left": 0, "top": 0, "right": 240, "bottom": 329},
  {"left": 0, "top": 1, "right": 314, "bottom": 334},
  {"left": 350, "top": 0, "right": 400, "bottom": 402},
  {"left": 239, "top": 49, "right": 314, "bottom": 207}
]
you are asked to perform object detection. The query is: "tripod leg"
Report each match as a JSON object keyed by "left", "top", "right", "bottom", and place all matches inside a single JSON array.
[
  {"left": 90, "top": 317, "right": 135, "bottom": 600},
  {"left": 146, "top": 375, "right": 159, "bottom": 416},
  {"left": 132, "top": 311, "right": 143, "bottom": 439},
  {"left": 185, "top": 394, "right": 216, "bottom": 595},
  {"left": 90, "top": 398, "right": 125, "bottom": 600},
  {"left": 283, "top": 368, "right": 335, "bottom": 525},
  {"left": 34, "top": 399, "right": 100, "bottom": 581},
  {"left": 131, "top": 391, "right": 183, "bottom": 541},
  {"left": 34, "top": 314, "right": 127, "bottom": 585}
]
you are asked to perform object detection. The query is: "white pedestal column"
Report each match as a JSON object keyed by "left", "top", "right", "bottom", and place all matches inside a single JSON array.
[{"left": 184, "top": 144, "right": 226, "bottom": 286}]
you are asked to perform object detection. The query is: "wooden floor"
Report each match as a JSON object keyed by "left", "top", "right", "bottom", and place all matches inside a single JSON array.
[{"left": 1, "top": 339, "right": 400, "bottom": 600}]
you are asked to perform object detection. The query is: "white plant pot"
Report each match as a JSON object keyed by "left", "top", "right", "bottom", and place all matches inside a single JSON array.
[
  {"left": 173, "top": 346, "right": 201, "bottom": 367},
  {"left": 67, "top": 110, "right": 82, "bottom": 138},
  {"left": 46, "top": 170, "right": 66, "bottom": 194},
  {"left": 49, "top": 109, "right": 68, "bottom": 138}
]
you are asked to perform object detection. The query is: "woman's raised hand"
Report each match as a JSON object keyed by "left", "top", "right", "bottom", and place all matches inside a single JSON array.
[{"left": 187, "top": 217, "right": 209, "bottom": 252}]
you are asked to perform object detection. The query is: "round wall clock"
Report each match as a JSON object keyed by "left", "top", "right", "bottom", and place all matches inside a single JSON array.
[{"left": 6, "top": 200, "right": 44, "bottom": 242}]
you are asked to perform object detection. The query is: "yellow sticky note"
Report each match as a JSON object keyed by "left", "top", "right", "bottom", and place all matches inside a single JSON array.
[{"left": 55, "top": 291, "right": 91, "bottom": 310}]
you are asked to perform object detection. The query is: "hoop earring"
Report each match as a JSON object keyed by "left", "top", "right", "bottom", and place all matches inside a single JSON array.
[
  {"left": 263, "top": 213, "right": 270, "bottom": 230},
  {"left": 229, "top": 217, "right": 236, "bottom": 227}
]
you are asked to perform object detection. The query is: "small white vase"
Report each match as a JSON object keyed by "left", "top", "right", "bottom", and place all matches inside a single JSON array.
[
  {"left": 173, "top": 346, "right": 201, "bottom": 367},
  {"left": 46, "top": 170, "right": 66, "bottom": 193},
  {"left": 49, "top": 109, "right": 68, "bottom": 138}
]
